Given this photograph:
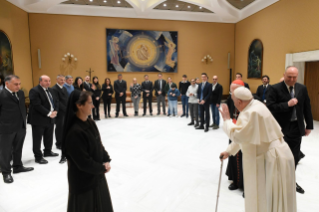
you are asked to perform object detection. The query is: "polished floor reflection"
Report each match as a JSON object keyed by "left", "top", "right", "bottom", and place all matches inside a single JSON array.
[{"left": 0, "top": 109, "right": 318, "bottom": 212}]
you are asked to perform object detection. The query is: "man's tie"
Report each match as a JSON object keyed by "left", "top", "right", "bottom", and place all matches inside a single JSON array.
[
  {"left": 160, "top": 80, "right": 162, "bottom": 90},
  {"left": 46, "top": 89, "right": 55, "bottom": 109},
  {"left": 262, "top": 86, "right": 266, "bottom": 101},
  {"left": 12, "top": 92, "right": 19, "bottom": 101},
  {"left": 201, "top": 83, "right": 204, "bottom": 100},
  {"left": 289, "top": 86, "right": 297, "bottom": 121}
]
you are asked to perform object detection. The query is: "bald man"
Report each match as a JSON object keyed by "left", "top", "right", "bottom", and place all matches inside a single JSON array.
[
  {"left": 220, "top": 86, "right": 296, "bottom": 212},
  {"left": 28, "top": 75, "right": 59, "bottom": 164},
  {"left": 267, "top": 66, "right": 313, "bottom": 194}
]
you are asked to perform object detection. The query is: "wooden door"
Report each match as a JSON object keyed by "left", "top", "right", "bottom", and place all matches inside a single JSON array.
[{"left": 305, "top": 62, "right": 319, "bottom": 121}]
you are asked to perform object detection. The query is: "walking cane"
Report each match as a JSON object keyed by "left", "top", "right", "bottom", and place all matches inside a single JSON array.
[{"left": 215, "top": 155, "right": 224, "bottom": 212}]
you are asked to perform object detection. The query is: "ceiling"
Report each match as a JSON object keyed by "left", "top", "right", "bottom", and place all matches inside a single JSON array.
[{"left": 7, "top": 0, "right": 280, "bottom": 23}]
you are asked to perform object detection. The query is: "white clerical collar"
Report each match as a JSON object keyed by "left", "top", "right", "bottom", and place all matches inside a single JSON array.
[
  {"left": 5, "top": 86, "right": 13, "bottom": 94},
  {"left": 57, "top": 83, "right": 63, "bottom": 89}
]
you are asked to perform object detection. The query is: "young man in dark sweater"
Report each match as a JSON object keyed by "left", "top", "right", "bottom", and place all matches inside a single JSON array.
[{"left": 179, "top": 75, "right": 191, "bottom": 118}]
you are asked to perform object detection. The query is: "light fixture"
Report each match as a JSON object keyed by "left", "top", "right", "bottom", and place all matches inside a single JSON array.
[
  {"left": 62, "top": 52, "right": 77, "bottom": 63},
  {"left": 90, "top": 0, "right": 93, "bottom": 2},
  {"left": 201, "top": 55, "right": 213, "bottom": 64},
  {"left": 188, "top": 6, "right": 191, "bottom": 8},
  {"left": 103, "top": 0, "right": 107, "bottom": 2},
  {"left": 176, "top": 5, "right": 179, "bottom": 8},
  {"left": 199, "top": 7, "right": 202, "bottom": 9},
  {"left": 163, "top": 3, "right": 166, "bottom": 7},
  {"left": 117, "top": 1, "right": 121, "bottom": 3}
]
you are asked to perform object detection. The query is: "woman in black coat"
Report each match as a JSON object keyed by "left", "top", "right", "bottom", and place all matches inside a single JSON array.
[
  {"left": 101, "top": 78, "right": 113, "bottom": 118},
  {"left": 73, "top": 77, "right": 84, "bottom": 91},
  {"left": 62, "top": 90, "right": 113, "bottom": 212},
  {"left": 92, "top": 76, "right": 102, "bottom": 120}
]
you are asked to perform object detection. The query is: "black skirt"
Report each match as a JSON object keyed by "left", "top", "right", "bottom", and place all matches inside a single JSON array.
[
  {"left": 225, "top": 140, "right": 244, "bottom": 189},
  {"left": 67, "top": 177, "right": 113, "bottom": 212}
]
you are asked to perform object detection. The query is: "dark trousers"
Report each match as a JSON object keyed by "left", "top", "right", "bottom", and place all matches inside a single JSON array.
[
  {"left": 92, "top": 99, "right": 100, "bottom": 120},
  {"left": 143, "top": 95, "right": 153, "bottom": 114},
  {"left": 199, "top": 103, "right": 210, "bottom": 128},
  {"left": 181, "top": 95, "right": 189, "bottom": 115},
  {"left": 0, "top": 127, "right": 26, "bottom": 175},
  {"left": 55, "top": 112, "right": 65, "bottom": 147},
  {"left": 156, "top": 95, "right": 166, "bottom": 114},
  {"left": 31, "top": 124, "right": 54, "bottom": 159},
  {"left": 189, "top": 103, "right": 198, "bottom": 124},
  {"left": 211, "top": 103, "right": 220, "bottom": 126},
  {"left": 283, "top": 121, "right": 302, "bottom": 169},
  {"left": 103, "top": 97, "right": 112, "bottom": 116},
  {"left": 115, "top": 96, "right": 127, "bottom": 115}
]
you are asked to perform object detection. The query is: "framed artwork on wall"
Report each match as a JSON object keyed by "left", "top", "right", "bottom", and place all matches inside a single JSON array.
[
  {"left": 0, "top": 30, "right": 14, "bottom": 77},
  {"left": 106, "top": 29, "right": 178, "bottom": 73},
  {"left": 248, "top": 39, "right": 263, "bottom": 78}
]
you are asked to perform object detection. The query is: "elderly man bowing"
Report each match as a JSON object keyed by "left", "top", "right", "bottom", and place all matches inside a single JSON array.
[{"left": 219, "top": 86, "right": 296, "bottom": 212}]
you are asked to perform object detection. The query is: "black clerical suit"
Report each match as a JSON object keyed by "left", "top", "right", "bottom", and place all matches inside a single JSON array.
[
  {"left": 0, "top": 88, "right": 27, "bottom": 175},
  {"left": 267, "top": 81, "right": 313, "bottom": 168},
  {"left": 154, "top": 79, "right": 166, "bottom": 114},
  {"left": 101, "top": 84, "right": 113, "bottom": 117},
  {"left": 256, "top": 84, "right": 271, "bottom": 103},
  {"left": 197, "top": 82, "right": 212, "bottom": 129},
  {"left": 28, "top": 85, "right": 59, "bottom": 159},
  {"left": 51, "top": 84, "right": 68, "bottom": 148},
  {"left": 114, "top": 80, "right": 127, "bottom": 116},
  {"left": 141, "top": 81, "right": 153, "bottom": 115}
]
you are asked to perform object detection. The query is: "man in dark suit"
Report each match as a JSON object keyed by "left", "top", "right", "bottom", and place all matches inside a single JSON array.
[
  {"left": 83, "top": 75, "right": 92, "bottom": 91},
  {"left": 235, "top": 73, "right": 250, "bottom": 89},
  {"left": 51, "top": 75, "right": 69, "bottom": 164},
  {"left": 114, "top": 74, "right": 128, "bottom": 117},
  {"left": 256, "top": 75, "right": 271, "bottom": 103},
  {"left": 267, "top": 66, "right": 313, "bottom": 194},
  {"left": 28, "top": 75, "right": 59, "bottom": 164},
  {"left": 142, "top": 75, "right": 153, "bottom": 116},
  {"left": 196, "top": 73, "right": 212, "bottom": 132},
  {"left": 210, "top": 75, "right": 223, "bottom": 129},
  {"left": 154, "top": 73, "right": 166, "bottom": 115},
  {"left": 0, "top": 75, "right": 34, "bottom": 183}
]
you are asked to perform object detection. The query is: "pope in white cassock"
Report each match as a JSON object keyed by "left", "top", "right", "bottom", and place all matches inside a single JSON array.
[{"left": 219, "top": 86, "right": 296, "bottom": 212}]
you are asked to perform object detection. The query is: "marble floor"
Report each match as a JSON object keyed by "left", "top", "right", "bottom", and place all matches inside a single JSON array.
[{"left": 0, "top": 104, "right": 318, "bottom": 212}]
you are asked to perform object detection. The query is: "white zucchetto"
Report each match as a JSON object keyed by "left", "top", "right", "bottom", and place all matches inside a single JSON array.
[{"left": 234, "top": 86, "right": 253, "bottom": 101}]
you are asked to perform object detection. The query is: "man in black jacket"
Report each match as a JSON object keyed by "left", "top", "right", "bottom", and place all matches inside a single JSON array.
[
  {"left": 83, "top": 75, "right": 92, "bottom": 91},
  {"left": 28, "top": 75, "right": 59, "bottom": 164},
  {"left": 179, "top": 75, "right": 191, "bottom": 118},
  {"left": 210, "top": 75, "right": 223, "bottom": 129},
  {"left": 154, "top": 73, "right": 166, "bottom": 115},
  {"left": 142, "top": 75, "right": 153, "bottom": 116},
  {"left": 114, "top": 74, "right": 128, "bottom": 117},
  {"left": 52, "top": 75, "right": 69, "bottom": 164},
  {"left": 267, "top": 66, "right": 313, "bottom": 194},
  {"left": 0, "top": 75, "right": 34, "bottom": 183},
  {"left": 196, "top": 73, "right": 212, "bottom": 132},
  {"left": 256, "top": 75, "right": 271, "bottom": 103},
  {"left": 235, "top": 73, "right": 250, "bottom": 89}
]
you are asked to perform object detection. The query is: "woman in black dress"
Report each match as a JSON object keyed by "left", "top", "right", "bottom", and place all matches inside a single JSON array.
[
  {"left": 92, "top": 76, "right": 102, "bottom": 121},
  {"left": 62, "top": 90, "right": 113, "bottom": 212},
  {"left": 73, "top": 77, "right": 84, "bottom": 91},
  {"left": 101, "top": 78, "right": 113, "bottom": 118}
]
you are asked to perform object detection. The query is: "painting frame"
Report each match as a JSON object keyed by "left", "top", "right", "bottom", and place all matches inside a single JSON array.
[
  {"left": 106, "top": 28, "right": 178, "bottom": 73},
  {"left": 247, "top": 39, "right": 263, "bottom": 79},
  {"left": 0, "top": 29, "right": 14, "bottom": 77}
]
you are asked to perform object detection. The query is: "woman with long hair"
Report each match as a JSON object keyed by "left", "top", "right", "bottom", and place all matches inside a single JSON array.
[
  {"left": 101, "top": 78, "right": 113, "bottom": 118},
  {"left": 73, "top": 77, "right": 84, "bottom": 91},
  {"left": 92, "top": 76, "right": 102, "bottom": 120},
  {"left": 62, "top": 90, "right": 113, "bottom": 212}
]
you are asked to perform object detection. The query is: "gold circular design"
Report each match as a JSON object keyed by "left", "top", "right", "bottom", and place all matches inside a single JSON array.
[{"left": 128, "top": 38, "right": 157, "bottom": 67}]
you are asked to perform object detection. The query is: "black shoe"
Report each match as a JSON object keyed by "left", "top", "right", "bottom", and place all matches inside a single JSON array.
[
  {"left": 59, "top": 157, "right": 67, "bottom": 164},
  {"left": 3, "top": 174, "right": 13, "bottom": 184},
  {"left": 157, "top": 113, "right": 160, "bottom": 115},
  {"left": 13, "top": 166, "right": 34, "bottom": 174},
  {"left": 164, "top": 113, "right": 166, "bottom": 115},
  {"left": 143, "top": 114, "right": 146, "bottom": 116},
  {"left": 105, "top": 114, "right": 107, "bottom": 118},
  {"left": 186, "top": 115, "right": 188, "bottom": 118},
  {"left": 296, "top": 183, "right": 305, "bottom": 194},
  {"left": 124, "top": 114, "right": 128, "bottom": 117},
  {"left": 108, "top": 115, "right": 111, "bottom": 118},
  {"left": 194, "top": 124, "right": 199, "bottom": 128},
  {"left": 115, "top": 115, "right": 119, "bottom": 118},
  {"left": 150, "top": 113, "right": 153, "bottom": 116},
  {"left": 188, "top": 122, "right": 194, "bottom": 126},
  {"left": 213, "top": 125, "right": 219, "bottom": 130},
  {"left": 56, "top": 145, "right": 61, "bottom": 150},
  {"left": 167, "top": 114, "right": 171, "bottom": 117},
  {"left": 181, "top": 114, "right": 185, "bottom": 117},
  {"left": 210, "top": 124, "right": 215, "bottom": 128},
  {"left": 35, "top": 158, "right": 48, "bottom": 164},
  {"left": 300, "top": 151, "right": 305, "bottom": 160},
  {"left": 204, "top": 128, "right": 209, "bottom": 132},
  {"left": 228, "top": 183, "right": 238, "bottom": 190},
  {"left": 242, "top": 192, "right": 245, "bottom": 198},
  {"left": 44, "top": 151, "right": 59, "bottom": 157},
  {"left": 196, "top": 126, "right": 204, "bottom": 130}
]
